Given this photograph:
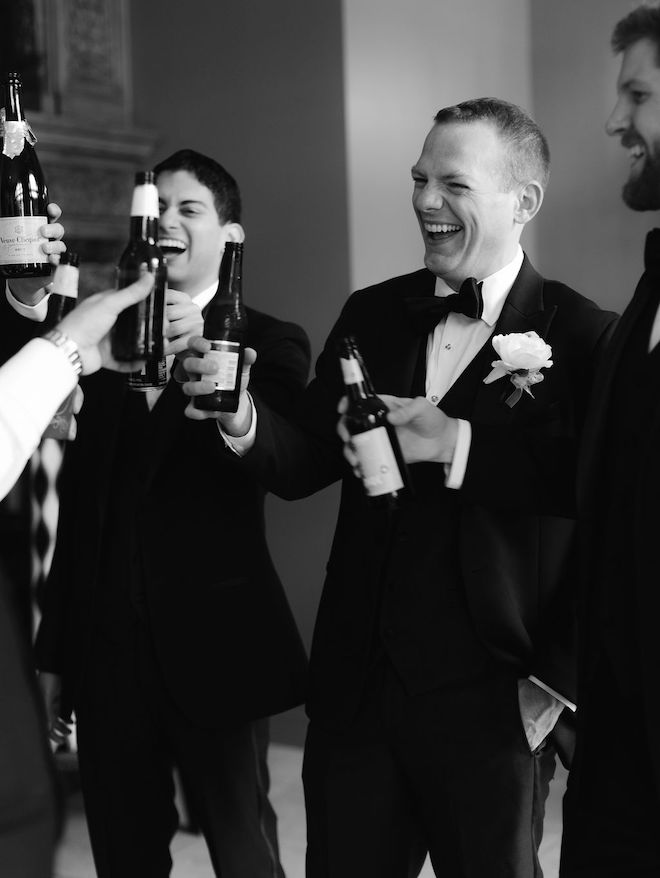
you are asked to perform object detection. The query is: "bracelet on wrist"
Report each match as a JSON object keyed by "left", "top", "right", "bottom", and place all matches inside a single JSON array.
[{"left": 42, "top": 328, "right": 83, "bottom": 376}]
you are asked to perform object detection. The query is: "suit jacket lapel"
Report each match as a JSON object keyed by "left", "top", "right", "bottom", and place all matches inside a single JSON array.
[
  {"left": 441, "top": 255, "right": 556, "bottom": 422},
  {"left": 382, "top": 269, "right": 435, "bottom": 397}
]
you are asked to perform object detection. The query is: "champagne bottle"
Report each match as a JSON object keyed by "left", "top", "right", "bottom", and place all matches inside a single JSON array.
[
  {"left": 194, "top": 241, "right": 247, "bottom": 413},
  {"left": 0, "top": 72, "right": 49, "bottom": 279},
  {"left": 110, "top": 170, "right": 166, "bottom": 363},
  {"left": 43, "top": 252, "right": 81, "bottom": 440},
  {"left": 339, "top": 336, "right": 409, "bottom": 505}
]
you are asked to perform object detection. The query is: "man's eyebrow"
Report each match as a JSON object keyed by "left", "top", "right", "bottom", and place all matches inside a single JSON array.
[{"left": 158, "top": 198, "right": 208, "bottom": 207}]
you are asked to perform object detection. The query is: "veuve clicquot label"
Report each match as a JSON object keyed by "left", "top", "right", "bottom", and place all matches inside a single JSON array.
[
  {"left": 0, "top": 216, "right": 47, "bottom": 264},
  {"left": 352, "top": 427, "right": 404, "bottom": 496}
]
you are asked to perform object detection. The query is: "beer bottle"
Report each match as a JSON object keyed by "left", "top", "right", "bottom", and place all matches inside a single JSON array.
[
  {"left": 0, "top": 72, "right": 49, "bottom": 278},
  {"left": 339, "top": 335, "right": 408, "bottom": 505},
  {"left": 110, "top": 170, "right": 166, "bottom": 363},
  {"left": 194, "top": 241, "right": 246, "bottom": 413},
  {"left": 43, "top": 252, "right": 81, "bottom": 440},
  {"left": 48, "top": 251, "right": 80, "bottom": 323}
]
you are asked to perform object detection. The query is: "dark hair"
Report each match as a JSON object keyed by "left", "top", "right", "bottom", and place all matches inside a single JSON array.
[
  {"left": 153, "top": 149, "right": 242, "bottom": 223},
  {"left": 612, "top": 3, "right": 660, "bottom": 61},
  {"left": 433, "top": 97, "right": 550, "bottom": 190}
]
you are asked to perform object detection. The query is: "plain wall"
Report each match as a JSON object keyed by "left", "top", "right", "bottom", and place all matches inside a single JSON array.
[
  {"left": 343, "top": 0, "right": 536, "bottom": 290},
  {"left": 130, "top": 0, "right": 348, "bottom": 743},
  {"left": 531, "top": 0, "right": 651, "bottom": 312}
]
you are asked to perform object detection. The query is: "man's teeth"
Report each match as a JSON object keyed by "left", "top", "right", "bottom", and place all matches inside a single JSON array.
[
  {"left": 424, "top": 223, "right": 461, "bottom": 233},
  {"left": 158, "top": 238, "right": 186, "bottom": 251}
]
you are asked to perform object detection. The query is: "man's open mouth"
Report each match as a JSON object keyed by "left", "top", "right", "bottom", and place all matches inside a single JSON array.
[
  {"left": 158, "top": 238, "right": 187, "bottom": 255},
  {"left": 424, "top": 222, "right": 462, "bottom": 240}
]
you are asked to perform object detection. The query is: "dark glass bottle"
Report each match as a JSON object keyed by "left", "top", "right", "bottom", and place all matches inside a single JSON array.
[
  {"left": 339, "top": 336, "right": 409, "bottom": 505},
  {"left": 110, "top": 170, "right": 166, "bottom": 363},
  {"left": 43, "top": 252, "right": 81, "bottom": 440},
  {"left": 0, "top": 72, "right": 49, "bottom": 279},
  {"left": 194, "top": 242, "right": 247, "bottom": 413},
  {"left": 48, "top": 251, "right": 80, "bottom": 324}
]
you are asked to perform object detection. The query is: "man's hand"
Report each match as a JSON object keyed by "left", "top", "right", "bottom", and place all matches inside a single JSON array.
[
  {"left": 38, "top": 672, "right": 72, "bottom": 751},
  {"left": 337, "top": 393, "right": 458, "bottom": 466},
  {"left": 163, "top": 289, "right": 204, "bottom": 358},
  {"left": 7, "top": 203, "right": 67, "bottom": 306},
  {"left": 57, "top": 270, "right": 154, "bottom": 374},
  {"left": 181, "top": 335, "right": 256, "bottom": 435}
]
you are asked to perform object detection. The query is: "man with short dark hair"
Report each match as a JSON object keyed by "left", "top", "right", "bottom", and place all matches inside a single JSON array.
[
  {"left": 31, "top": 149, "right": 310, "bottom": 878},
  {"left": 560, "top": 5, "right": 660, "bottom": 874},
  {"left": 183, "top": 99, "right": 616, "bottom": 877}
]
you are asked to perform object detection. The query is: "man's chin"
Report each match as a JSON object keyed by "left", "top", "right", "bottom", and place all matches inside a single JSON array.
[{"left": 623, "top": 167, "right": 660, "bottom": 211}]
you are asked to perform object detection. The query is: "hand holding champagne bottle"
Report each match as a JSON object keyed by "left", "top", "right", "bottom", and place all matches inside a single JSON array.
[{"left": 0, "top": 72, "right": 50, "bottom": 279}]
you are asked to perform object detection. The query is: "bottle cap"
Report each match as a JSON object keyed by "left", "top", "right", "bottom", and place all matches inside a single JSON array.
[{"left": 134, "top": 170, "right": 155, "bottom": 186}]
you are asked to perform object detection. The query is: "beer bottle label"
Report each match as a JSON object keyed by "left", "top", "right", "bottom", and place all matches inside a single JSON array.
[
  {"left": 0, "top": 216, "right": 47, "bottom": 264},
  {"left": 352, "top": 426, "right": 404, "bottom": 496},
  {"left": 51, "top": 263, "right": 79, "bottom": 298},
  {"left": 207, "top": 340, "right": 241, "bottom": 391}
]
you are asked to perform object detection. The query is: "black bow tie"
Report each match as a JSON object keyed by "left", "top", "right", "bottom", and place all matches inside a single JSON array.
[
  {"left": 404, "top": 277, "right": 484, "bottom": 334},
  {"left": 644, "top": 229, "right": 660, "bottom": 279}
]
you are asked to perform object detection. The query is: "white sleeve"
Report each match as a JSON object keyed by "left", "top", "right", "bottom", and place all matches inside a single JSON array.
[
  {"left": 5, "top": 283, "right": 51, "bottom": 322},
  {"left": 0, "top": 339, "right": 78, "bottom": 501}
]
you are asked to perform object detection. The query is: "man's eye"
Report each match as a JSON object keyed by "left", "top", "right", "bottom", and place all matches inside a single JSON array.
[
  {"left": 412, "top": 177, "right": 426, "bottom": 187},
  {"left": 632, "top": 91, "right": 649, "bottom": 105}
]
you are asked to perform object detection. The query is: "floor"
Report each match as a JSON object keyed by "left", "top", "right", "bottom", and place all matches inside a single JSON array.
[{"left": 54, "top": 744, "right": 567, "bottom": 878}]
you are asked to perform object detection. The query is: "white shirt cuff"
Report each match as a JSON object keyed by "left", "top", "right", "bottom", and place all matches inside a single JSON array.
[
  {"left": 445, "top": 418, "right": 471, "bottom": 489},
  {"left": 528, "top": 675, "right": 576, "bottom": 712},
  {"left": 215, "top": 392, "right": 257, "bottom": 456},
  {"left": 5, "top": 283, "right": 51, "bottom": 322}
]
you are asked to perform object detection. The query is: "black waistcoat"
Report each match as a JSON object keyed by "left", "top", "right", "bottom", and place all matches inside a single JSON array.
[{"left": 376, "top": 333, "right": 499, "bottom": 694}]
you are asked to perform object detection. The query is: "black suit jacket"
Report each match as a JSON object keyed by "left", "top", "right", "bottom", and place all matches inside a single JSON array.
[
  {"left": 34, "top": 306, "right": 310, "bottom": 728},
  {"left": 243, "top": 256, "right": 616, "bottom": 731},
  {"left": 577, "top": 266, "right": 660, "bottom": 790}
]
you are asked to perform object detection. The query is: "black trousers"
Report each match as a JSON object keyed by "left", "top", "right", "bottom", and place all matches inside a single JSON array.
[
  {"left": 303, "top": 662, "right": 555, "bottom": 878},
  {"left": 560, "top": 657, "right": 660, "bottom": 877},
  {"left": 74, "top": 622, "right": 284, "bottom": 878},
  {"left": 0, "top": 575, "right": 57, "bottom": 878}
]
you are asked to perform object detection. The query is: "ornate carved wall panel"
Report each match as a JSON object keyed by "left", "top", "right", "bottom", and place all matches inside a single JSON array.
[{"left": 6, "top": 0, "right": 158, "bottom": 293}]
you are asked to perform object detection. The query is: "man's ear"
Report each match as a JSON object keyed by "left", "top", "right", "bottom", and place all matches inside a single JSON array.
[
  {"left": 514, "top": 181, "right": 544, "bottom": 225},
  {"left": 224, "top": 222, "right": 245, "bottom": 243}
]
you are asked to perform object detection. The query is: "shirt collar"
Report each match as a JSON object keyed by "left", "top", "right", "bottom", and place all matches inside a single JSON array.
[
  {"left": 169, "top": 282, "right": 218, "bottom": 312},
  {"left": 433, "top": 245, "right": 524, "bottom": 327}
]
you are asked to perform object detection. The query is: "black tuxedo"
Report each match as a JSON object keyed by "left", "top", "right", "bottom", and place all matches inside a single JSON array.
[
  {"left": 33, "top": 305, "right": 310, "bottom": 877},
  {"left": 243, "top": 256, "right": 616, "bottom": 877},
  {"left": 561, "top": 233, "right": 660, "bottom": 875}
]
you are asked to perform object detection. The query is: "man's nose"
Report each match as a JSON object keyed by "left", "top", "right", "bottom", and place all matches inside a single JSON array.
[
  {"left": 416, "top": 185, "right": 444, "bottom": 211},
  {"left": 606, "top": 97, "right": 628, "bottom": 136},
  {"left": 159, "top": 205, "right": 177, "bottom": 229}
]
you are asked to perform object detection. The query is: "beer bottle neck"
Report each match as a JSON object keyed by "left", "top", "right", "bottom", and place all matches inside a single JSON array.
[
  {"left": 128, "top": 215, "right": 159, "bottom": 243},
  {"left": 341, "top": 356, "right": 370, "bottom": 400}
]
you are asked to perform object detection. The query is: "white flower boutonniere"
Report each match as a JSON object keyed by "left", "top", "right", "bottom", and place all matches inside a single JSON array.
[{"left": 483, "top": 330, "right": 553, "bottom": 408}]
